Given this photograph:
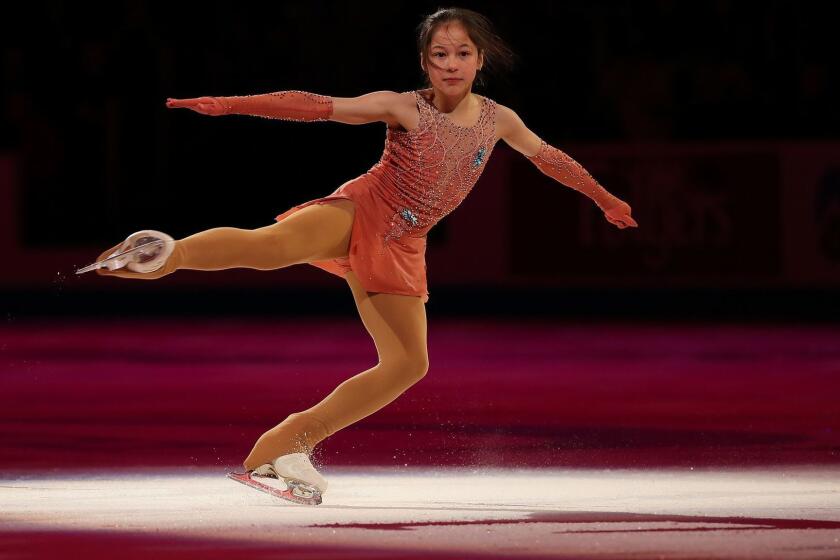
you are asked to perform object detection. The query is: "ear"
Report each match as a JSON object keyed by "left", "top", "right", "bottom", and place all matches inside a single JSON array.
[
  {"left": 477, "top": 50, "right": 484, "bottom": 71},
  {"left": 420, "top": 53, "right": 426, "bottom": 73}
]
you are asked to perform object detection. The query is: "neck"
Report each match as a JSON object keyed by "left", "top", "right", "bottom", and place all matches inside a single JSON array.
[{"left": 428, "top": 86, "right": 473, "bottom": 113}]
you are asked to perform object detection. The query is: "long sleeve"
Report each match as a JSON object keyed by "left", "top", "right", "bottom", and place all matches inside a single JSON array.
[
  {"left": 525, "top": 138, "right": 620, "bottom": 211},
  {"left": 217, "top": 90, "right": 334, "bottom": 122}
]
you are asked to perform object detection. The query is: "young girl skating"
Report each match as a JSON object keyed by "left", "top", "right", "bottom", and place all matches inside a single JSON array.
[{"left": 78, "top": 7, "right": 638, "bottom": 505}]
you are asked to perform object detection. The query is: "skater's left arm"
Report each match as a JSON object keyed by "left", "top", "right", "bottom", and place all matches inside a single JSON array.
[{"left": 497, "top": 104, "right": 638, "bottom": 229}]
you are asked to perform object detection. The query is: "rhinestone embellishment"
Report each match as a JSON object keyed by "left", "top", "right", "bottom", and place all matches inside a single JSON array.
[
  {"left": 400, "top": 208, "right": 419, "bottom": 226},
  {"left": 473, "top": 146, "right": 486, "bottom": 168}
]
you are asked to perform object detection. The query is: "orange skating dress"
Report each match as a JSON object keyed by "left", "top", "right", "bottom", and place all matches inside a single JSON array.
[{"left": 273, "top": 89, "right": 498, "bottom": 303}]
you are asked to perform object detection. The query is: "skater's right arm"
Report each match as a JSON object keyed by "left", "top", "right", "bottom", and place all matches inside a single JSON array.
[
  {"left": 165, "top": 90, "right": 404, "bottom": 126},
  {"left": 166, "top": 91, "right": 334, "bottom": 121}
]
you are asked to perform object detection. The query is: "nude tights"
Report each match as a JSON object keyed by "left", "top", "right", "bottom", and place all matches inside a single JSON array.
[{"left": 94, "top": 208, "right": 428, "bottom": 472}]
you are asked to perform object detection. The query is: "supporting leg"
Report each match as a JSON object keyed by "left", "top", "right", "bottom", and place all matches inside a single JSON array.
[{"left": 242, "top": 270, "right": 428, "bottom": 470}]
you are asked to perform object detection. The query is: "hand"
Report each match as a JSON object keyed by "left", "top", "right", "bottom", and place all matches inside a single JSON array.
[
  {"left": 602, "top": 200, "right": 638, "bottom": 229},
  {"left": 165, "top": 96, "right": 227, "bottom": 116}
]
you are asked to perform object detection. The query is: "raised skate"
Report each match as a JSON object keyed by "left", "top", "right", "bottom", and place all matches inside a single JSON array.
[{"left": 76, "top": 230, "right": 175, "bottom": 275}]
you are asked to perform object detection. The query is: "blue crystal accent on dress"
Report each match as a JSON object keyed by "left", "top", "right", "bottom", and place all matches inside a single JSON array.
[
  {"left": 473, "top": 146, "right": 486, "bottom": 168},
  {"left": 400, "top": 208, "right": 419, "bottom": 226}
]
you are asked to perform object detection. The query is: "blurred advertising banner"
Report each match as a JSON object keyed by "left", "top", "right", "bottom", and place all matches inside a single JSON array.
[{"left": 428, "top": 142, "right": 839, "bottom": 290}]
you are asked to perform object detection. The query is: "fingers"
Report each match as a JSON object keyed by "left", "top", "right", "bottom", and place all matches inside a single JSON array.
[
  {"left": 615, "top": 202, "right": 639, "bottom": 228},
  {"left": 616, "top": 215, "right": 637, "bottom": 228},
  {"left": 165, "top": 97, "right": 203, "bottom": 109},
  {"left": 605, "top": 213, "right": 639, "bottom": 229},
  {"left": 165, "top": 97, "right": 224, "bottom": 116}
]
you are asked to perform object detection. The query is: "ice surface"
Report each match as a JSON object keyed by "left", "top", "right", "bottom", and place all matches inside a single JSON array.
[{"left": 2, "top": 465, "right": 840, "bottom": 558}]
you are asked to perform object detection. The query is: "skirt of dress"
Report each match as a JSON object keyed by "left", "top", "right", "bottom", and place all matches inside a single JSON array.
[{"left": 274, "top": 172, "right": 429, "bottom": 303}]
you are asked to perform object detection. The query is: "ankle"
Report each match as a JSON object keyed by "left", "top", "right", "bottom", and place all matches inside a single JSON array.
[{"left": 160, "top": 240, "right": 185, "bottom": 274}]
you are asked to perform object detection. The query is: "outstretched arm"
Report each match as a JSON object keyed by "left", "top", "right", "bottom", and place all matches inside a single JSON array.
[
  {"left": 497, "top": 104, "right": 638, "bottom": 229},
  {"left": 166, "top": 90, "right": 333, "bottom": 121},
  {"left": 165, "top": 90, "right": 405, "bottom": 126}
]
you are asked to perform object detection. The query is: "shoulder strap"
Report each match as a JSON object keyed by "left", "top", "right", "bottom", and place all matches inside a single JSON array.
[
  {"left": 412, "top": 90, "right": 434, "bottom": 126},
  {"left": 479, "top": 96, "right": 497, "bottom": 136}
]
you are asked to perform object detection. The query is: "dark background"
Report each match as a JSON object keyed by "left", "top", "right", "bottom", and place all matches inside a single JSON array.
[{"left": 2, "top": 0, "right": 838, "bottom": 319}]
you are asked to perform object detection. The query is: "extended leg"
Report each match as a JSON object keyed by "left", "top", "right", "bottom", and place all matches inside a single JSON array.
[
  {"left": 242, "top": 270, "right": 428, "bottom": 470},
  {"left": 95, "top": 199, "right": 355, "bottom": 280}
]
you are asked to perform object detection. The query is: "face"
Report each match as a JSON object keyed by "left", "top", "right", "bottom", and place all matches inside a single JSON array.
[{"left": 422, "top": 21, "right": 484, "bottom": 94}]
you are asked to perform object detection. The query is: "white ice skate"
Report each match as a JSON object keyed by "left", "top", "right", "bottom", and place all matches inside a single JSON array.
[
  {"left": 76, "top": 230, "right": 176, "bottom": 275},
  {"left": 227, "top": 453, "right": 328, "bottom": 506}
]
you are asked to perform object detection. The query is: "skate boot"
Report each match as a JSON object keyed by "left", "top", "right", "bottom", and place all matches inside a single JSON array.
[
  {"left": 228, "top": 453, "right": 328, "bottom": 506},
  {"left": 272, "top": 452, "right": 329, "bottom": 496},
  {"left": 76, "top": 230, "right": 175, "bottom": 275}
]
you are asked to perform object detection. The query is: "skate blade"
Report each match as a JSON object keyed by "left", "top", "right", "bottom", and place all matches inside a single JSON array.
[
  {"left": 227, "top": 471, "right": 322, "bottom": 506},
  {"left": 75, "top": 239, "right": 166, "bottom": 275}
]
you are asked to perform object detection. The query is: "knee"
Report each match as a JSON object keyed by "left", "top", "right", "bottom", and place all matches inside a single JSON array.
[
  {"left": 385, "top": 353, "right": 429, "bottom": 384},
  {"left": 416, "top": 355, "right": 430, "bottom": 379}
]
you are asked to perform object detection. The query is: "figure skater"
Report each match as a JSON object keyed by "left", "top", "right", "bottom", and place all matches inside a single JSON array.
[{"left": 78, "top": 7, "right": 638, "bottom": 505}]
